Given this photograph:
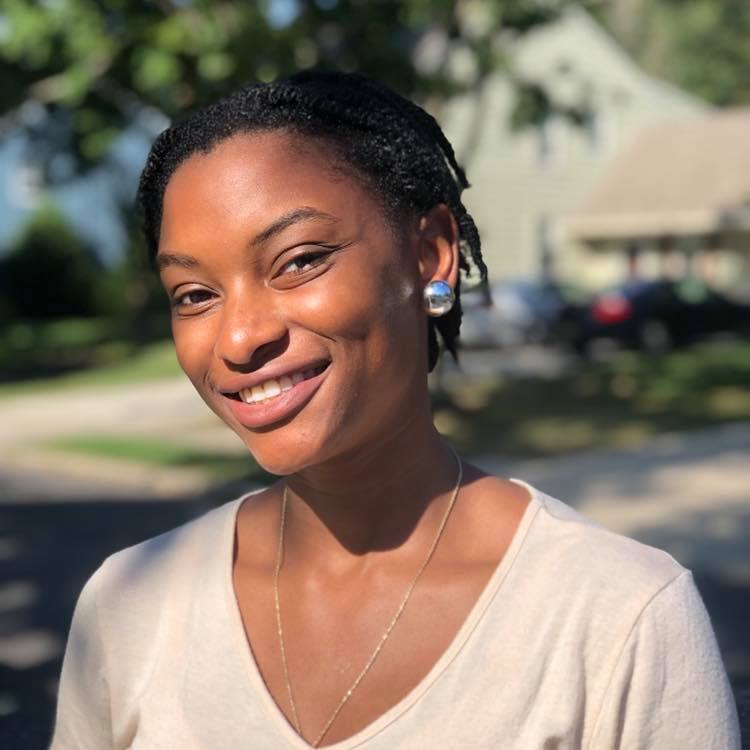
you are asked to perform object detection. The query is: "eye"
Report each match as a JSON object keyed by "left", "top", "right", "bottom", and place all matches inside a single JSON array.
[
  {"left": 172, "top": 288, "right": 215, "bottom": 311},
  {"left": 278, "top": 250, "right": 330, "bottom": 276}
]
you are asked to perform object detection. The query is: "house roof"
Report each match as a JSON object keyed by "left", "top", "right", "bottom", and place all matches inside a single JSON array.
[{"left": 565, "top": 108, "right": 750, "bottom": 240}]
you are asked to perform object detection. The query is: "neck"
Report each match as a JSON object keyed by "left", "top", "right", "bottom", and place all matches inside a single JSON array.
[{"left": 283, "top": 417, "right": 461, "bottom": 564}]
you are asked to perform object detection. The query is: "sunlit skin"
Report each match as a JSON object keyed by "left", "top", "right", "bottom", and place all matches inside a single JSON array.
[{"left": 158, "top": 130, "right": 530, "bottom": 746}]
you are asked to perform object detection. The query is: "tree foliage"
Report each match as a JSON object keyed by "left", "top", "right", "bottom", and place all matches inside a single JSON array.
[
  {"left": 603, "top": 0, "right": 750, "bottom": 106},
  {"left": 0, "top": 0, "right": 577, "bottom": 174},
  {"left": 0, "top": 204, "right": 103, "bottom": 320}
]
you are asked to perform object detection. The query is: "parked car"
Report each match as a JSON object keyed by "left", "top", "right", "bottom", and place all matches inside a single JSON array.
[
  {"left": 566, "top": 278, "right": 750, "bottom": 355},
  {"left": 459, "top": 279, "right": 584, "bottom": 349}
]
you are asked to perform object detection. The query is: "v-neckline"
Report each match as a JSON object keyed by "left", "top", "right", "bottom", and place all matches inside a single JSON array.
[{"left": 221, "top": 480, "right": 542, "bottom": 749}]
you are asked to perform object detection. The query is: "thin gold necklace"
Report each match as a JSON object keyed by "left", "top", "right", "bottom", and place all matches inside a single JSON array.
[{"left": 273, "top": 446, "right": 463, "bottom": 748}]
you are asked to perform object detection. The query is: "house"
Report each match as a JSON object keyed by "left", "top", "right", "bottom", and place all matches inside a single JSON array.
[
  {"left": 563, "top": 108, "right": 750, "bottom": 293},
  {"left": 436, "top": 6, "right": 706, "bottom": 287},
  {"left": 1, "top": 5, "right": 709, "bottom": 290}
]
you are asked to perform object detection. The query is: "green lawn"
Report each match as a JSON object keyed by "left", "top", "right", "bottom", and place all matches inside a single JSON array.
[
  {"left": 434, "top": 341, "right": 750, "bottom": 457},
  {"left": 28, "top": 340, "right": 750, "bottom": 476},
  {"left": 0, "top": 339, "right": 181, "bottom": 398},
  {"left": 0, "top": 314, "right": 180, "bottom": 398},
  {"left": 46, "top": 434, "right": 273, "bottom": 484}
]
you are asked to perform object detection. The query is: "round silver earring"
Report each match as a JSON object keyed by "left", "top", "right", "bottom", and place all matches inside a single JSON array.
[{"left": 423, "top": 280, "right": 455, "bottom": 317}]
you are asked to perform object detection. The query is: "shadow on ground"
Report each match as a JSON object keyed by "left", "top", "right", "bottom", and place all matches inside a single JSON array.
[
  {"left": 1, "top": 493, "right": 748, "bottom": 748},
  {"left": 0, "top": 496, "right": 216, "bottom": 749}
]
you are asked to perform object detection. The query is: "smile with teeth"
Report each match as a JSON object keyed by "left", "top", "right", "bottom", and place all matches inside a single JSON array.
[{"left": 233, "top": 363, "right": 328, "bottom": 405}]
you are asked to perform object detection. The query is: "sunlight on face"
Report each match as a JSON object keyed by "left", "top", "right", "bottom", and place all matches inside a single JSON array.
[{"left": 158, "top": 131, "right": 429, "bottom": 474}]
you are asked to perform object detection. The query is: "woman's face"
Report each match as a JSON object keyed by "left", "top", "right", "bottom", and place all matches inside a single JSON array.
[{"left": 157, "top": 130, "right": 441, "bottom": 474}]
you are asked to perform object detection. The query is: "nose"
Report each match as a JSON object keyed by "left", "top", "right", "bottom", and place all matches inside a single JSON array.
[{"left": 213, "top": 288, "right": 288, "bottom": 367}]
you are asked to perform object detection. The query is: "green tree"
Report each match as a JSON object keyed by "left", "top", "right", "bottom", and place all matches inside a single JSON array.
[
  {"left": 0, "top": 204, "right": 103, "bottom": 320},
  {"left": 603, "top": 0, "right": 750, "bottom": 106},
  {"left": 0, "top": 0, "right": 580, "bottom": 174}
]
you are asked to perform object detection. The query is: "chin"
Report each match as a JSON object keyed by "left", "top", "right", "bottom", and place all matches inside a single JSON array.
[{"left": 236, "top": 427, "right": 331, "bottom": 477}]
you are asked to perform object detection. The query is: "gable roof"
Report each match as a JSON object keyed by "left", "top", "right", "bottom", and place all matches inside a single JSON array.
[
  {"left": 565, "top": 108, "right": 750, "bottom": 240},
  {"left": 511, "top": 5, "right": 704, "bottom": 115}
]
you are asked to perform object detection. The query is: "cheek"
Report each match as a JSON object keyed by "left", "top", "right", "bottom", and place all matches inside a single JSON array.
[
  {"left": 298, "top": 264, "right": 420, "bottom": 357},
  {"left": 172, "top": 320, "right": 218, "bottom": 388}
]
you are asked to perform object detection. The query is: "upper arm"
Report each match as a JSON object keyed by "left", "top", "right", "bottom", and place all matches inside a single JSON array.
[
  {"left": 50, "top": 565, "right": 113, "bottom": 750},
  {"left": 588, "top": 570, "right": 740, "bottom": 750}
]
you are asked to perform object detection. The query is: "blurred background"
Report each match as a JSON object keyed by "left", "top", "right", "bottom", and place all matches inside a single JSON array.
[{"left": 0, "top": 0, "right": 748, "bottom": 746}]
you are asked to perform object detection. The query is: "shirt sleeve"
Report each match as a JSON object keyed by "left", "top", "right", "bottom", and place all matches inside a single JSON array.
[
  {"left": 589, "top": 570, "right": 741, "bottom": 750},
  {"left": 50, "top": 565, "right": 113, "bottom": 750}
]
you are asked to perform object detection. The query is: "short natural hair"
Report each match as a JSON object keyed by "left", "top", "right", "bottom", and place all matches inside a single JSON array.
[{"left": 137, "top": 70, "right": 487, "bottom": 371}]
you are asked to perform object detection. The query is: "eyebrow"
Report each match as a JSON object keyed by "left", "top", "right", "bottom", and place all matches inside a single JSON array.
[
  {"left": 249, "top": 206, "right": 340, "bottom": 247},
  {"left": 155, "top": 253, "right": 200, "bottom": 271},
  {"left": 156, "top": 206, "right": 340, "bottom": 271}
]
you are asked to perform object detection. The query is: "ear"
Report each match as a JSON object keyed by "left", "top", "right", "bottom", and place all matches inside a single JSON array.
[{"left": 416, "top": 204, "right": 460, "bottom": 290}]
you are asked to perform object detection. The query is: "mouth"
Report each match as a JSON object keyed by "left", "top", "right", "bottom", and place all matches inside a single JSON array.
[
  {"left": 223, "top": 361, "right": 330, "bottom": 406},
  {"left": 219, "top": 360, "right": 332, "bottom": 430}
]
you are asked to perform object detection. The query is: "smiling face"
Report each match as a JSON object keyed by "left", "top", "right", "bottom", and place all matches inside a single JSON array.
[{"left": 157, "top": 130, "right": 444, "bottom": 475}]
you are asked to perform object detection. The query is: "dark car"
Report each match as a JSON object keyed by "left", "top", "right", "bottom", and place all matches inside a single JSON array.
[
  {"left": 568, "top": 278, "right": 750, "bottom": 355},
  {"left": 460, "top": 279, "right": 586, "bottom": 349}
]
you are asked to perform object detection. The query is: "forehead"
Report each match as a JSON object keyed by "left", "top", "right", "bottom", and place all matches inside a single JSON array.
[
  {"left": 159, "top": 131, "right": 386, "bottom": 249},
  {"left": 163, "top": 131, "right": 364, "bottom": 213}
]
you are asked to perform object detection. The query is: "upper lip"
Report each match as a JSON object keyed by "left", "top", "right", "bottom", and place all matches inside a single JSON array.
[{"left": 215, "top": 358, "right": 331, "bottom": 395}]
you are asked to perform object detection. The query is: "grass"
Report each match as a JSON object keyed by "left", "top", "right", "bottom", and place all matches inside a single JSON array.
[
  {"left": 46, "top": 435, "right": 273, "bottom": 484},
  {"left": 0, "top": 340, "right": 181, "bottom": 398},
  {"left": 433, "top": 341, "right": 750, "bottom": 457},
  {"left": 20, "top": 340, "right": 750, "bottom": 473},
  {"left": 1, "top": 318, "right": 107, "bottom": 349},
  {"left": 0, "top": 314, "right": 178, "bottom": 398}
]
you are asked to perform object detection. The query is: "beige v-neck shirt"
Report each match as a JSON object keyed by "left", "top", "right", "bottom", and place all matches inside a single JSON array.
[{"left": 51, "top": 483, "right": 740, "bottom": 749}]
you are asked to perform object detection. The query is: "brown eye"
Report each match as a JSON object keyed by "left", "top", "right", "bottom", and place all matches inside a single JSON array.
[
  {"left": 279, "top": 251, "right": 328, "bottom": 276},
  {"left": 173, "top": 289, "right": 214, "bottom": 309}
]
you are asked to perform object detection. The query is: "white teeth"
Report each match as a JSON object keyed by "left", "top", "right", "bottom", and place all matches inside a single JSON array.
[
  {"left": 279, "top": 375, "right": 293, "bottom": 392},
  {"left": 263, "top": 379, "right": 281, "bottom": 398},
  {"left": 239, "top": 388, "right": 254, "bottom": 404},
  {"left": 236, "top": 365, "right": 327, "bottom": 405}
]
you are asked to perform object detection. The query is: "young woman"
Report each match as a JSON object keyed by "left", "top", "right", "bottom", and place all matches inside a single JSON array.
[{"left": 52, "top": 71, "right": 740, "bottom": 749}]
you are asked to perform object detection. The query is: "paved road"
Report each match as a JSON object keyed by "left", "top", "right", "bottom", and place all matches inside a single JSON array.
[{"left": 477, "top": 422, "right": 750, "bottom": 583}]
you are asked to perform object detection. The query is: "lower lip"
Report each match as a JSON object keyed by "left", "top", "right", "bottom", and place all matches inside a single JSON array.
[{"left": 222, "top": 367, "right": 330, "bottom": 429}]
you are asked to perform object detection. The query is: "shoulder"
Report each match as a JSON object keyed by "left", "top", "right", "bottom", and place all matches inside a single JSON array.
[
  {"left": 513, "top": 482, "right": 688, "bottom": 628},
  {"left": 527, "top": 483, "right": 685, "bottom": 581},
  {"left": 97, "top": 497, "right": 239, "bottom": 595},
  {"left": 82, "top": 492, "right": 255, "bottom": 640},
  {"left": 56, "top": 494, "right": 249, "bottom": 724},
  {"left": 497, "top": 483, "right": 740, "bottom": 747}
]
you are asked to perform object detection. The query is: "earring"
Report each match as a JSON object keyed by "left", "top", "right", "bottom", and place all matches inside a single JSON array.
[{"left": 423, "top": 280, "right": 455, "bottom": 317}]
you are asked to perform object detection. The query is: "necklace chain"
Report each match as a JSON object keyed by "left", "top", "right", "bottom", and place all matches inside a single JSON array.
[{"left": 273, "top": 446, "right": 463, "bottom": 748}]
